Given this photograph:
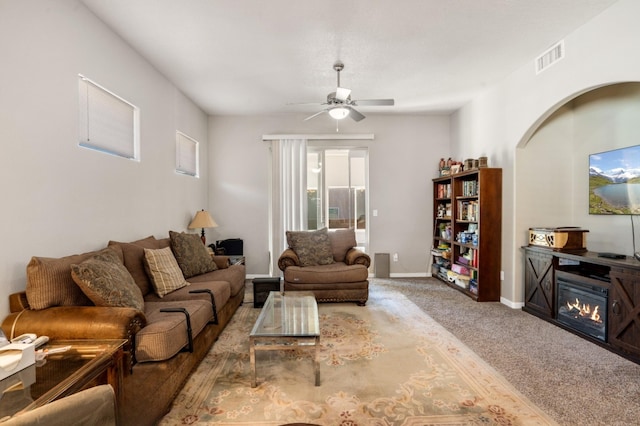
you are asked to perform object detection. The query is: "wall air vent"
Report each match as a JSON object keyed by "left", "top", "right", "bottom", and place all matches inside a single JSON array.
[{"left": 535, "top": 40, "right": 564, "bottom": 74}]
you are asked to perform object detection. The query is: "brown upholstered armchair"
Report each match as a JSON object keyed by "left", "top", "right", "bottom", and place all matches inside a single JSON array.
[{"left": 277, "top": 228, "right": 370, "bottom": 305}]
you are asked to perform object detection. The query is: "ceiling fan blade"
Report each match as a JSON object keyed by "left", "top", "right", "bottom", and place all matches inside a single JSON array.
[
  {"left": 352, "top": 98, "right": 395, "bottom": 106},
  {"left": 347, "top": 106, "right": 365, "bottom": 122},
  {"left": 304, "top": 110, "right": 328, "bottom": 121},
  {"left": 335, "top": 87, "right": 351, "bottom": 102}
]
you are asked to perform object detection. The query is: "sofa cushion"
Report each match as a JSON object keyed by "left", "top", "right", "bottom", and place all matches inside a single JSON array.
[
  {"left": 283, "top": 262, "right": 369, "bottom": 284},
  {"left": 144, "top": 281, "right": 231, "bottom": 313},
  {"left": 70, "top": 248, "right": 144, "bottom": 311},
  {"left": 186, "top": 264, "right": 246, "bottom": 297},
  {"left": 143, "top": 247, "right": 189, "bottom": 298},
  {"left": 135, "top": 299, "right": 211, "bottom": 362},
  {"left": 286, "top": 228, "right": 334, "bottom": 267},
  {"left": 25, "top": 250, "right": 118, "bottom": 310},
  {"left": 169, "top": 231, "right": 218, "bottom": 278},
  {"left": 108, "top": 236, "right": 169, "bottom": 297},
  {"left": 328, "top": 229, "right": 357, "bottom": 262}
]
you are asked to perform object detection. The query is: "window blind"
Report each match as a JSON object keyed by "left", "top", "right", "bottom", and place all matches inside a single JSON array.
[
  {"left": 176, "top": 131, "right": 199, "bottom": 177},
  {"left": 78, "top": 75, "right": 139, "bottom": 160}
]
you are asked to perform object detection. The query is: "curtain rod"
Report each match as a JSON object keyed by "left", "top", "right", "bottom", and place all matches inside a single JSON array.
[{"left": 262, "top": 133, "right": 374, "bottom": 141}]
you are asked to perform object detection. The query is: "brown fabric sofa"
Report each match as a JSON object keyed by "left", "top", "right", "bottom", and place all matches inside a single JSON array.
[
  {"left": 1, "top": 234, "right": 245, "bottom": 426},
  {"left": 277, "top": 228, "right": 370, "bottom": 305}
]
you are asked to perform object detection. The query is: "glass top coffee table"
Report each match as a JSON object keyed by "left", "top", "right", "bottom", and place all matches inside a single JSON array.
[{"left": 249, "top": 291, "right": 320, "bottom": 387}]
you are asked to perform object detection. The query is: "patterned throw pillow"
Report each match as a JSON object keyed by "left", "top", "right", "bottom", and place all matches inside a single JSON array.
[
  {"left": 169, "top": 231, "right": 218, "bottom": 278},
  {"left": 108, "top": 235, "right": 169, "bottom": 297},
  {"left": 286, "top": 228, "right": 335, "bottom": 267},
  {"left": 144, "top": 246, "right": 190, "bottom": 297},
  {"left": 70, "top": 248, "right": 144, "bottom": 311}
]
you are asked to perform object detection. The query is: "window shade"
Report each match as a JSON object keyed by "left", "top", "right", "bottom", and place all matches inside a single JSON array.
[
  {"left": 176, "top": 131, "right": 199, "bottom": 177},
  {"left": 78, "top": 75, "right": 139, "bottom": 160}
]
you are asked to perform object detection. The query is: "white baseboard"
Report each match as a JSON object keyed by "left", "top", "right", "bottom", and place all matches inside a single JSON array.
[
  {"left": 391, "top": 272, "right": 429, "bottom": 278},
  {"left": 252, "top": 272, "right": 523, "bottom": 309},
  {"left": 251, "top": 273, "right": 430, "bottom": 279},
  {"left": 500, "top": 297, "right": 524, "bottom": 309}
]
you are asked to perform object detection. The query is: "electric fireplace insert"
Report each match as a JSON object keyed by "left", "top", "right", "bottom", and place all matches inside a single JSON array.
[{"left": 556, "top": 274, "right": 608, "bottom": 342}]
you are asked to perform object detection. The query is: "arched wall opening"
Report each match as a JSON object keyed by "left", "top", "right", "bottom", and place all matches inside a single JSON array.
[{"left": 514, "top": 82, "right": 640, "bottom": 302}]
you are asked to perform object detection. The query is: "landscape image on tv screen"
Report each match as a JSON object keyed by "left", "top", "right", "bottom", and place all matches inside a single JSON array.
[{"left": 589, "top": 144, "right": 640, "bottom": 214}]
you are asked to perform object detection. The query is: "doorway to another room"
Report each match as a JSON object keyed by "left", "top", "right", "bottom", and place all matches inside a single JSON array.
[{"left": 307, "top": 148, "right": 369, "bottom": 252}]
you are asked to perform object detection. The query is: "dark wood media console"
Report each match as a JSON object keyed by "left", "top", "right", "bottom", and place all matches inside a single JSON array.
[{"left": 523, "top": 246, "right": 640, "bottom": 364}]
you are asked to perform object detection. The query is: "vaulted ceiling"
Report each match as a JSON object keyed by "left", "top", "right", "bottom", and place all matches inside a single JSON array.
[{"left": 82, "top": 0, "right": 618, "bottom": 117}]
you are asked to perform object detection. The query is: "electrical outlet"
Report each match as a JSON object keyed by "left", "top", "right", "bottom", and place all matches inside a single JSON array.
[{"left": 393, "top": 253, "right": 399, "bottom": 262}]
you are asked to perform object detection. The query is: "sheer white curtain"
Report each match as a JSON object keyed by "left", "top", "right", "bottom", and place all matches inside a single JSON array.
[{"left": 269, "top": 138, "right": 307, "bottom": 275}]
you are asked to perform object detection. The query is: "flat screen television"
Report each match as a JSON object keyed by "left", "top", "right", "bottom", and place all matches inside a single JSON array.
[{"left": 589, "top": 144, "right": 640, "bottom": 214}]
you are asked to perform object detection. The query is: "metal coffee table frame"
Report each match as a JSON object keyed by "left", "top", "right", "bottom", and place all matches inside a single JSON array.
[{"left": 249, "top": 291, "right": 320, "bottom": 387}]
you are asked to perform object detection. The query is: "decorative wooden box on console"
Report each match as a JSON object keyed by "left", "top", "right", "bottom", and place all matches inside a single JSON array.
[
  {"left": 523, "top": 245, "right": 640, "bottom": 364},
  {"left": 528, "top": 227, "right": 588, "bottom": 252}
]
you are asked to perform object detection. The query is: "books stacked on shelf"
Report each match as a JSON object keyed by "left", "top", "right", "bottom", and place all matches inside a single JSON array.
[
  {"left": 458, "top": 200, "right": 479, "bottom": 221},
  {"left": 459, "top": 248, "right": 478, "bottom": 267},
  {"left": 447, "top": 268, "right": 470, "bottom": 290},
  {"left": 462, "top": 180, "right": 478, "bottom": 196},
  {"left": 436, "top": 183, "right": 451, "bottom": 199},
  {"left": 432, "top": 244, "right": 451, "bottom": 280},
  {"left": 469, "top": 280, "right": 478, "bottom": 294}
]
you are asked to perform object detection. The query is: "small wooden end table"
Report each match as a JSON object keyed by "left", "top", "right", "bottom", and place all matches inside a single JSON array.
[{"left": 0, "top": 339, "right": 126, "bottom": 422}]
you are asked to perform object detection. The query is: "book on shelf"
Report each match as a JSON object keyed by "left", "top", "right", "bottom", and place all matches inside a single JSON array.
[
  {"left": 436, "top": 183, "right": 451, "bottom": 199},
  {"left": 459, "top": 248, "right": 478, "bottom": 267},
  {"left": 462, "top": 180, "right": 478, "bottom": 197},
  {"left": 457, "top": 200, "right": 479, "bottom": 221}
]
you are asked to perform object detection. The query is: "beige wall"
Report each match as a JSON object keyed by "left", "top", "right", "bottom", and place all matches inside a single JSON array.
[
  {"left": 208, "top": 114, "right": 451, "bottom": 277},
  {"left": 453, "top": 0, "right": 640, "bottom": 306},
  {"left": 0, "top": 1, "right": 209, "bottom": 319},
  {"left": 3, "top": 0, "right": 637, "bottom": 320},
  {"left": 518, "top": 83, "right": 640, "bottom": 264}
]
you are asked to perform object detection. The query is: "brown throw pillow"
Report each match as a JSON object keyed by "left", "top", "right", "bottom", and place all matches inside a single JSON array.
[
  {"left": 25, "top": 250, "right": 110, "bottom": 310},
  {"left": 286, "top": 228, "right": 335, "bottom": 267},
  {"left": 328, "top": 229, "right": 357, "bottom": 262},
  {"left": 70, "top": 248, "right": 144, "bottom": 311},
  {"left": 169, "top": 231, "right": 217, "bottom": 278},
  {"left": 108, "top": 236, "right": 169, "bottom": 297},
  {"left": 144, "top": 246, "right": 189, "bottom": 297}
]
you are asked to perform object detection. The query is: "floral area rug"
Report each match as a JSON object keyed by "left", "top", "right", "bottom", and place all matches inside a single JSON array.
[{"left": 160, "top": 289, "right": 557, "bottom": 426}]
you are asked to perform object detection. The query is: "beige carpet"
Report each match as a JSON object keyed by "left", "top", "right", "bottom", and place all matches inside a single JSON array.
[{"left": 160, "top": 288, "right": 557, "bottom": 425}]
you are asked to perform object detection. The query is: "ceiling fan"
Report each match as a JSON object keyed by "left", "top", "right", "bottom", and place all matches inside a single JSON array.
[{"left": 297, "top": 62, "right": 394, "bottom": 122}]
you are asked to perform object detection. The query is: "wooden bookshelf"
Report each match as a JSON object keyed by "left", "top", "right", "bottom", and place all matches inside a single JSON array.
[{"left": 431, "top": 168, "right": 502, "bottom": 301}]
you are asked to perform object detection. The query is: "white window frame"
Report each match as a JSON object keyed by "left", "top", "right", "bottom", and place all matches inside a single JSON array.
[
  {"left": 175, "top": 131, "right": 199, "bottom": 177},
  {"left": 78, "top": 74, "right": 140, "bottom": 161}
]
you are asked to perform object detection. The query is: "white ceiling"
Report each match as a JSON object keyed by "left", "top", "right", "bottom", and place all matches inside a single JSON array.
[{"left": 81, "top": 0, "right": 618, "bottom": 118}]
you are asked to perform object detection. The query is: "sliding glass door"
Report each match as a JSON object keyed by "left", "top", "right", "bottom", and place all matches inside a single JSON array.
[{"left": 307, "top": 147, "right": 368, "bottom": 251}]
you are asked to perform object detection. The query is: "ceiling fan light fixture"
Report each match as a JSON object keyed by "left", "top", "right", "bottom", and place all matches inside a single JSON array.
[{"left": 328, "top": 106, "right": 350, "bottom": 120}]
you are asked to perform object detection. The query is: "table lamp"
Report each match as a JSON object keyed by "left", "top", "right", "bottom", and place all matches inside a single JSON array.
[{"left": 188, "top": 209, "right": 218, "bottom": 245}]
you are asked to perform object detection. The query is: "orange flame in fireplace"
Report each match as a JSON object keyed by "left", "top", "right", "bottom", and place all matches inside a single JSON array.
[{"left": 566, "top": 298, "right": 601, "bottom": 323}]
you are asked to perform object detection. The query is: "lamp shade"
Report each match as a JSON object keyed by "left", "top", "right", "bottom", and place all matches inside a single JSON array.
[
  {"left": 188, "top": 210, "right": 218, "bottom": 229},
  {"left": 328, "top": 106, "right": 350, "bottom": 120}
]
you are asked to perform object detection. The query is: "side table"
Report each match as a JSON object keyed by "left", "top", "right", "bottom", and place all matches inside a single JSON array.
[
  {"left": 252, "top": 277, "right": 281, "bottom": 308},
  {"left": 0, "top": 339, "right": 126, "bottom": 423}
]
